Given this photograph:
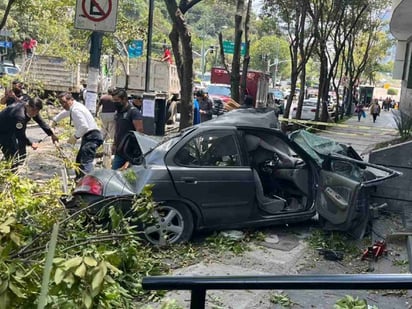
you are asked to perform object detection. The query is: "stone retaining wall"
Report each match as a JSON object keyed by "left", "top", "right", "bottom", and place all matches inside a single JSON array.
[{"left": 369, "top": 140, "right": 412, "bottom": 215}]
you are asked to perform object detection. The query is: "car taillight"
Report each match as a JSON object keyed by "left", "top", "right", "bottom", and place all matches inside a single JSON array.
[
  {"left": 75, "top": 175, "right": 103, "bottom": 195},
  {"left": 311, "top": 109, "right": 316, "bottom": 112}
]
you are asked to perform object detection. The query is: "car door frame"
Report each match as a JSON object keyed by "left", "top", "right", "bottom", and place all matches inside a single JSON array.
[
  {"left": 316, "top": 154, "right": 401, "bottom": 238},
  {"left": 164, "top": 126, "right": 256, "bottom": 228}
]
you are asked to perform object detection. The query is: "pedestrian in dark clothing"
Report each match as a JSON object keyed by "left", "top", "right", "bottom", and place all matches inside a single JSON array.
[
  {"left": 52, "top": 92, "right": 103, "bottom": 180},
  {"left": 240, "top": 95, "right": 254, "bottom": 109},
  {"left": 131, "top": 94, "right": 143, "bottom": 112},
  {"left": 196, "top": 90, "right": 213, "bottom": 122},
  {"left": 355, "top": 103, "right": 365, "bottom": 122},
  {"left": 0, "top": 97, "right": 59, "bottom": 167},
  {"left": 0, "top": 80, "right": 24, "bottom": 106},
  {"left": 111, "top": 88, "right": 143, "bottom": 170}
]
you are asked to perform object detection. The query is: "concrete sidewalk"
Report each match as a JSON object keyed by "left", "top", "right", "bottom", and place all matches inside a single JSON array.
[{"left": 316, "top": 109, "right": 399, "bottom": 159}]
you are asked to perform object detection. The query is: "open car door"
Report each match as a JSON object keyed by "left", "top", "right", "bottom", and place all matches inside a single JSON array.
[{"left": 316, "top": 155, "right": 401, "bottom": 239}]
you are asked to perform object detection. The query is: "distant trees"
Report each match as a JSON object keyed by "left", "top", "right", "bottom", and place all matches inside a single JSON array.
[{"left": 262, "top": 0, "right": 392, "bottom": 122}]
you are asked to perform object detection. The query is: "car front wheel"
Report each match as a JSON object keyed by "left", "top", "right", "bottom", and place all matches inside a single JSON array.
[{"left": 144, "top": 202, "right": 194, "bottom": 246}]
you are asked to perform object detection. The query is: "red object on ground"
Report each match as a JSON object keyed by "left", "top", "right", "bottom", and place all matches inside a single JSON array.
[{"left": 361, "top": 241, "right": 387, "bottom": 261}]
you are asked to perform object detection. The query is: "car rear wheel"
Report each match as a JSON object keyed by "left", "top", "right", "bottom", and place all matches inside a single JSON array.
[{"left": 144, "top": 202, "right": 194, "bottom": 246}]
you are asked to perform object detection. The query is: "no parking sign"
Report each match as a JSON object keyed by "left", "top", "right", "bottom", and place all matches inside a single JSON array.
[{"left": 74, "top": 0, "right": 119, "bottom": 32}]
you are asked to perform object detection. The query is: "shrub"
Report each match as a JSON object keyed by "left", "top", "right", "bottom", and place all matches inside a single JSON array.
[
  {"left": 392, "top": 110, "right": 412, "bottom": 139},
  {"left": 387, "top": 88, "right": 398, "bottom": 96}
]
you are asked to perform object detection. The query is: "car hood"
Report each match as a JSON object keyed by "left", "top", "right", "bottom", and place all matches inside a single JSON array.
[{"left": 290, "top": 130, "right": 362, "bottom": 164}]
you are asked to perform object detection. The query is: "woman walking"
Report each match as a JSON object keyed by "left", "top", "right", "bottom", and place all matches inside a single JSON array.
[{"left": 370, "top": 99, "right": 381, "bottom": 123}]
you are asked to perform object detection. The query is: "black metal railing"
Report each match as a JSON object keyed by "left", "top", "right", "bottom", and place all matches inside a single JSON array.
[{"left": 142, "top": 274, "right": 412, "bottom": 309}]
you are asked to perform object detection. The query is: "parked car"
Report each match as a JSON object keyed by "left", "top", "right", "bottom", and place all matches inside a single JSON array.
[
  {"left": 0, "top": 62, "right": 20, "bottom": 77},
  {"left": 268, "top": 89, "right": 285, "bottom": 114},
  {"left": 291, "top": 98, "right": 318, "bottom": 120},
  {"left": 62, "top": 109, "right": 400, "bottom": 245}
]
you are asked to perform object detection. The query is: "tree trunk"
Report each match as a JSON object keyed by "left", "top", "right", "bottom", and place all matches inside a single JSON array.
[
  {"left": 164, "top": 1, "right": 202, "bottom": 130},
  {"left": 230, "top": 0, "right": 245, "bottom": 104}
]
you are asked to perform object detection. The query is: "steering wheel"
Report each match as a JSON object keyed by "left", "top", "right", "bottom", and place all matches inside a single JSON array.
[{"left": 260, "top": 153, "right": 280, "bottom": 174}]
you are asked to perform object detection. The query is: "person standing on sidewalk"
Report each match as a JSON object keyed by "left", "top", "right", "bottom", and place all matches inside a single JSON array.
[
  {"left": 52, "top": 92, "right": 103, "bottom": 180},
  {"left": 97, "top": 88, "right": 116, "bottom": 141},
  {"left": 111, "top": 88, "right": 143, "bottom": 170},
  {"left": 370, "top": 99, "right": 381, "bottom": 123},
  {"left": 196, "top": 90, "right": 213, "bottom": 123},
  {"left": 355, "top": 102, "right": 365, "bottom": 122}
]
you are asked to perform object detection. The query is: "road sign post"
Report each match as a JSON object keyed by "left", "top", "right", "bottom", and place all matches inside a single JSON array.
[
  {"left": 74, "top": 0, "right": 119, "bottom": 32},
  {"left": 222, "top": 41, "right": 246, "bottom": 56}
]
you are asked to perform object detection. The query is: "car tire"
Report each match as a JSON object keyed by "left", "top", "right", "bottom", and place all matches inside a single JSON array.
[{"left": 144, "top": 202, "right": 194, "bottom": 246}]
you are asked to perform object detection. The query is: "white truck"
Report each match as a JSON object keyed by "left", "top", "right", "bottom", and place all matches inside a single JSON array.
[
  {"left": 21, "top": 55, "right": 88, "bottom": 97},
  {"left": 111, "top": 58, "right": 181, "bottom": 123}
]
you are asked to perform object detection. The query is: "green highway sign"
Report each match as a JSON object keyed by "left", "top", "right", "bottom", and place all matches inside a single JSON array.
[{"left": 223, "top": 41, "right": 246, "bottom": 56}]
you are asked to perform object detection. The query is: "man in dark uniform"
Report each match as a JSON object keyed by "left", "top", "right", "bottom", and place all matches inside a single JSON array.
[
  {"left": 111, "top": 88, "right": 143, "bottom": 170},
  {"left": 0, "top": 96, "right": 59, "bottom": 166}
]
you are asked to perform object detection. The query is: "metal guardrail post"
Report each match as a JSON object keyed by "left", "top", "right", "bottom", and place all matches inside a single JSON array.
[{"left": 191, "top": 288, "right": 206, "bottom": 309}]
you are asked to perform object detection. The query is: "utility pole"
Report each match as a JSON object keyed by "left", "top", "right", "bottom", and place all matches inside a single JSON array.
[
  {"left": 145, "top": 0, "right": 154, "bottom": 92},
  {"left": 85, "top": 31, "right": 103, "bottom": 115}
]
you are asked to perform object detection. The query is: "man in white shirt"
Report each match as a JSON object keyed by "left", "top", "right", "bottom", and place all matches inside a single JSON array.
[{"left": 52, "top": 92, "right": 103, "bottom": 180}]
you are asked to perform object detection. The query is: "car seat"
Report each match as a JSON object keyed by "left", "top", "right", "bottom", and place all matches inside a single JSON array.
[{"left": 253, "top": 169, "right": 285, "bottom": 214}]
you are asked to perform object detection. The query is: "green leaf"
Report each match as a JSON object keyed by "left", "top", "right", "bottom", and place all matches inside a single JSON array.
[
  {"left": 74, "top": 263, "right": 86, "bottom": 278},
  {"left": 82, "top": 291, "right": 93, "bottom": 309},
  {"left": 0, "top": 292, "right": 10, "bottom": 309},
  {"left": 91, "top": 262, "right": 107, "bottom": 291},
  {"left": 8, "top": 282, "right": 25, "bottom": 298},
  {"left": 109, "top": 207, "right": 121, "bottom": 229},
  {"left": 106, "top": 262, "right": 122, "bottom": 275},
  {"left": 0, "top": 280, "right": 8, "bottom": 294},
  {"left": 53, "top": 258, "right": 66, "bottom": 265},
  {"left": 54, "top": 268, "right": 65, "bottom": 285},
  {"left": 83, "top": 256, "right": 98, "bottom": 267},
  {"left": 63, "top": 256, "right": 83, "bottom": 270},
  {"left": 104, "top": 275, "right": 115, "bottom": 284},
  {"left": 63, "top": 273, "right": 75, "bottom": 288},
  {"left": 9, "top": 232, "right": 21, "bottom": 246}
]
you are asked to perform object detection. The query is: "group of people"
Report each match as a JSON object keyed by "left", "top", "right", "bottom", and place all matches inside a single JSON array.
[
  {"left": 0, "top": 80, "right": 256, "bottom": 179},
  {"left": 0, "top": 82, "right": 146, "bottom": 179},
  {"left": 354, "top": 99, "right": 383, "bottom": 123}
]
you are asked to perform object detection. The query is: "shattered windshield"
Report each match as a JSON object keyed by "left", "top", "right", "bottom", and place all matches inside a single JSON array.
[{"left": 290, "top": 130, "right": 347, "bottom": 165}]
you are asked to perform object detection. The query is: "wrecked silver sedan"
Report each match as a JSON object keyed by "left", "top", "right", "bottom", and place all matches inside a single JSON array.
[{"left": 63, "top": 109, "right": 401, "bottom": 245}]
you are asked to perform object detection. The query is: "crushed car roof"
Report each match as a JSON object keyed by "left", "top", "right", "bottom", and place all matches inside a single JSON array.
[{"left": 202, "top": 108, "right": 280, "bottom": 129}]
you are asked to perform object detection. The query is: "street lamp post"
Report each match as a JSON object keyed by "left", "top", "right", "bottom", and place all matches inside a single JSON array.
[
  {"left": 201, "top": 46, "right": 215, "bottom": 79},
  {"left": 268, "top": 58, "right": 291, "bottom": 87}
]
